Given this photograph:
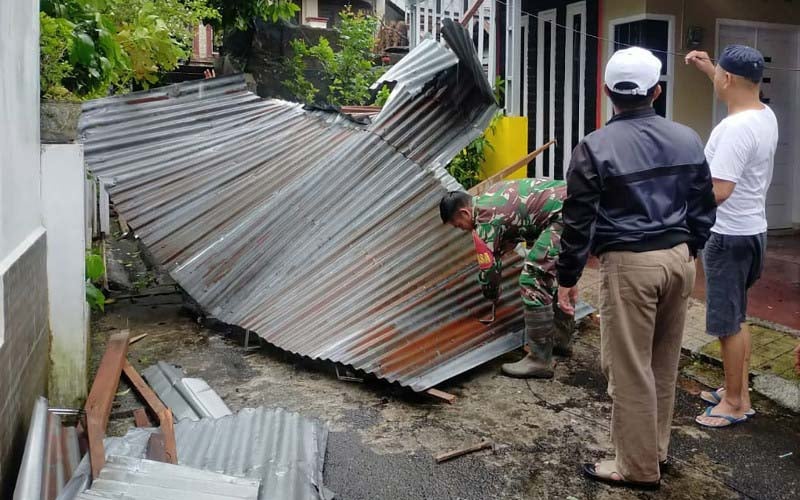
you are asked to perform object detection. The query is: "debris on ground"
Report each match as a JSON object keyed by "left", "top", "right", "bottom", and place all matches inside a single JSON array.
[
  {"left": 434, "top": 440, "right": 493, "bottom": 463},
  {"left": 142, "top": 361, "right": 232, "bottom": 421},
  {"left": 15, "top": 329, "right": 332, "bottom": 500}
]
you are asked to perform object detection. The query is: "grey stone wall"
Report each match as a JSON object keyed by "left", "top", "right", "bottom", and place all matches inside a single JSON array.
[{"left": 0, "top": 233, "right": 50, "bottom": 497}]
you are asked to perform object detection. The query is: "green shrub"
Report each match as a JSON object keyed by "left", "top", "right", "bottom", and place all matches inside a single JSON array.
[
  {"left": 40, "top": 12, "right": 77, "bottom": 100},
  {"left": 284, "top": 7, "right": 384, "bottom": 107},
  {"left": 446, "top": 113, "right": 503, "bottom": 190}
]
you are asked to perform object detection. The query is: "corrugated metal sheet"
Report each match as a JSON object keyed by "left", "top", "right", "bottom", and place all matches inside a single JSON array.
[
  {"left": 79, "top": 20, "right": 532, "bottom": 392},
  {"left": 142, "top": 362, "right": 232, "bottom": 421},
  {"left": 75, "top": 455, "right": 260, "bottom": 500},
  {"left": 14, "top": 397, "right": 48, "bottom": 500},
  {"left": 173, "top": 407, "right": 330, "bottom": 500},
  {"left": 14, "top": 397, "right": 82, "bottom": 500},
  {"left": 79, "top": 407, "right": 330, "bottom": 500}
]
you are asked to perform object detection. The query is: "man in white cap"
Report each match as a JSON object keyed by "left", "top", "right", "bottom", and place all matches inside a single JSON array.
[
  {"left": 556, "top": 47, "right": 716, "bottom": 489},
  {"left": 685, "top": 45, "right": 778, "bottom": 428}
]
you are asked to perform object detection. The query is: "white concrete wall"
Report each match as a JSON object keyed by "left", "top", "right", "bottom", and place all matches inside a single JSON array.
[
  {"left": 0, "top": 1, "right": 49, "bottom": 491},
  {"left": 42, "top": 145, "right": 89, "bottom": 407},
  {"left": 0, "top": 0, "right": 42, "bottom": 258}
]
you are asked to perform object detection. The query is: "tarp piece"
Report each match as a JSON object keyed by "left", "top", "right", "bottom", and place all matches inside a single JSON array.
[{"left": 79, "top": 20, "right": 533, "bottom": 391}]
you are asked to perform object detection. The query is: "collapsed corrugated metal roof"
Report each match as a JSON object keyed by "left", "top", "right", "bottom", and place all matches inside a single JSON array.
[
  {"left": 142, "top": 362, "right": 232, "bottom": 421},
  {"left": 75, "top": 455, "right": 260, "bottom": 500},
  {"left": 79, "top": 19, "right": 529, "bottom": 392}
]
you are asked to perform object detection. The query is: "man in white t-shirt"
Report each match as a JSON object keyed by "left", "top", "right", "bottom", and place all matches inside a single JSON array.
[{"left": 686, "top": 45, "right": 778, "bottom": 428}]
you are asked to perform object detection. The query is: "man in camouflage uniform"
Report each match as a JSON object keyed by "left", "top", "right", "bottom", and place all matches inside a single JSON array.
[{"left": 439, "top": 178, "right": 575, "bottom": 378}]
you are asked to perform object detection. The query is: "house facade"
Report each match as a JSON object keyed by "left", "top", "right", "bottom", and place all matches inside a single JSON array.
[{"left": 410, "top": 0, "right": 800, "bottom": 230}]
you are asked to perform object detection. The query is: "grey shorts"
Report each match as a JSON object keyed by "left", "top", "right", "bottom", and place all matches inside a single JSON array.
[{"left": 702, "top": 232, "right": 766, "bottom": 337}]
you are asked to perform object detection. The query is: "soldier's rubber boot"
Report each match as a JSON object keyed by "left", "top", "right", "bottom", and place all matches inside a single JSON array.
[
  {"left": 501, "top": 307, "right": 554, "bottom": 379},
  {"left": 552, "top": 302, "right": 576, "bottom": 357}
]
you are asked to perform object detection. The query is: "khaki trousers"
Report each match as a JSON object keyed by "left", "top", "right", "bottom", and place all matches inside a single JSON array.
[{"left": 599, "top": 244, "right": 695, "bottom": 482}]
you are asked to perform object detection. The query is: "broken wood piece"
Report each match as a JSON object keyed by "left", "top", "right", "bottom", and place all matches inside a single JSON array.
[
  {"left": 128, "top": 333, "right": 148, "bottom": 345},
  {"left": 85, "top": 330, "right": 130, "bottom": 479},
  {"left": 426, "top": 388, "right": 457, "bottom": 404},
  {"left": 468, "top": 140, "right": 557, "bottom": 196},
  {"left": 146, "top": 431, "right": 168, "bottom": 462},
  {"left": 122, "top": 361, "right": 168, "bottom": 415},
  {"left": 133, "top": 408, "right": 153, "bottom": 428},
  {"left": 118, "top": 214, "right": 131, "bottom": 235},
  {"left": 122, "top": 361, "right": 177, "bottom": 464},
  {"left": 460, "top": 0, "right": 486, "bottom": 26},
  {"left": 158, "top": 409, "right": 178, "bottom": 464},
  {"left": 435, "top": 440, "right": 493, "bottom": 463}
]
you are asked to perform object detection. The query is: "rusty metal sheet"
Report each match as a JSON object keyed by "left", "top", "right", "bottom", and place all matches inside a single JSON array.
[{"left": 79, "top": 20, "right": 529, "bottom": 392}]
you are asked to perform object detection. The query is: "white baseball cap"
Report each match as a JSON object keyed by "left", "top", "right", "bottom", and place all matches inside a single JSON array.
[{"left": 605, "top": 47, "right": 662, "bottom": 96}]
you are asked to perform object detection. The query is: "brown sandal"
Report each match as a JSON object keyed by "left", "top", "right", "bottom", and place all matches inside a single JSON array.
[{"left": 582, "top": 462, "right": 660, "bottom": 490}]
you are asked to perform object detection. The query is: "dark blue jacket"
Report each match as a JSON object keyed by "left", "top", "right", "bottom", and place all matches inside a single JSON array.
[{"left": 556, "top": 108, "right": 716, "bottom": 288}]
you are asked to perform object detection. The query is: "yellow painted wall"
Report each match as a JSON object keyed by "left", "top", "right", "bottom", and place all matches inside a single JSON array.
[
  {"left": 481, "top": 116, "right": 529, "bottom": 180},
  {"left": 601, "top": 0, "right": 800, "bottom": 140}
]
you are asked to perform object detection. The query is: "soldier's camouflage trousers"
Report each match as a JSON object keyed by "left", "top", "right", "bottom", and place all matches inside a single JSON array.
[{"left": 519, "top": 221, "right": 562, "bottom": 309}]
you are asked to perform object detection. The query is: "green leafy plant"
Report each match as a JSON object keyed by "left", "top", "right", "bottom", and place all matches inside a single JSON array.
[
  {"left": 209, "top": 0, "right": 300, "bottom": 31},
  {"left": 113, "top": 0, "right": 220, "bottom": 88},
  {"left": 40, "top": 0, "right": 220, "bottom": 99},
  {"left": 40, "top": 12, "right": 77, "bottom": 100},
  {"left": 85, "top": 252, "right": 106, "bottom": 312},
  {"left": 494, "top": 75, "right": 505, "bottom": 108},
  {"left": 284, "top": 7, "right": 384, "bottom": 106},
  {"left": 373, "top": 84, "right": 391, "bottom": 107},
  {"left": 446, "top": 113, "right": 503, "bottom": 189}
]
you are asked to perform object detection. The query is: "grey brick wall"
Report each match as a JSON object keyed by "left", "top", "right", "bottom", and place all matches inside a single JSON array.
[{"left": 0, "top": 233, "right": 49, "bottom": 497}]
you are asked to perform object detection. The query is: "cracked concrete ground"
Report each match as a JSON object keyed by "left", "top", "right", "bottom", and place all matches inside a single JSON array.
[{"left": 93, "top": 292, "right": 799, "bottom": 500}]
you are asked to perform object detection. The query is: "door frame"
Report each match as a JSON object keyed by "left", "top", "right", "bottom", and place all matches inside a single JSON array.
[
  {"left": 520, "top": 14, "right": 530, "bottom": 117},
  {"left": 535, "top": 8, "right": 557, "bottom": 178},
  {"left": 607, "top": 13, "right": 675, "bottom": 121},
  {"left": 715, "top": 18, "right": 800, "bottom": 229}
]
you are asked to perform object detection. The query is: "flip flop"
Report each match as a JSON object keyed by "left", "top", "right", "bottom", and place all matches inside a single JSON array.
[
  {"left": 700, "top": 388, "right": 756, "bottom": 417},
  {"left": 582, "top": 462, "right": 660, "bottom": 490},
  {"left": 695, "top": 406, "right": 749, "bottom": 428}
]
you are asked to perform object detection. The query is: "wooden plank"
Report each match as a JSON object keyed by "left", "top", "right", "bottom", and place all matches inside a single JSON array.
[
  {"left": 468, "top": 140, "right": 557, "bottom": 196},
  {"left": 435, "top": 440, "right": 493, "bottom": 463},
  {"left": 133, "top": 408, "right": 153, "bottom": 428},
  {"left": 146, "top": 432, "right": 168, "bottom": 462},
  {"left": 128, "top": 333, "right": 148, "bottom": 345},
  {"left": 460, "top": 0, "right": 486, "bottom": 26},
  {"left": 426, "top": 388, "right": 457, "bottom": 404},
  {"left": 85, "top": 330, "right": 130, "bottom": 479},
  {"left": 158, "top": 409, "right": 178, "bottom": 464},
  {"left": 122, "top": 360, "right": 168, "bottom": 415}
]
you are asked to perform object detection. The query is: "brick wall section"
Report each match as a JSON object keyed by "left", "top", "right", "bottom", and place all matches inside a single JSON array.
[{"left": 0, "top": 234, "right": 49, "bottom": 497}]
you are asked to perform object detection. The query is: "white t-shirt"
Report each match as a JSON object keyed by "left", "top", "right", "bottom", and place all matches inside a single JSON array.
[{"left": 704, "top": 106, "right": 778, "bottom": 235}]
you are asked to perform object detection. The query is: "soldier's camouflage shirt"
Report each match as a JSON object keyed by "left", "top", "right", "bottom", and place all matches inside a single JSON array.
[{"left": 472, "top": 178, "right": 567, "bottom": 301}]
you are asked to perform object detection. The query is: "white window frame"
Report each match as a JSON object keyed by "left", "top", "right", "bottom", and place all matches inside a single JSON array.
[
  {"left": 607, "top": 14, "right": 675, "bottom": 121},
  {"left": 535, "top": 8, "right": 557, "bottom": 178},
  {"left": 563, "top": 1, "right": 587, "bottom": 171}
]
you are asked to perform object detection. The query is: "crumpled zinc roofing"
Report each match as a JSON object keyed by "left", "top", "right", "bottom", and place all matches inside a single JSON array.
[
  {"left": 79, "top": 20, "right": 527, "bottom": 391},
  {"left": 75, "top": 455, "right": 260, "bottom": 500},
  {"left": 92, "top": 407, "right": 331, "bottom": 500},
  {"left": 142, "top": 361, "right": 233, "bottom": 421}
]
